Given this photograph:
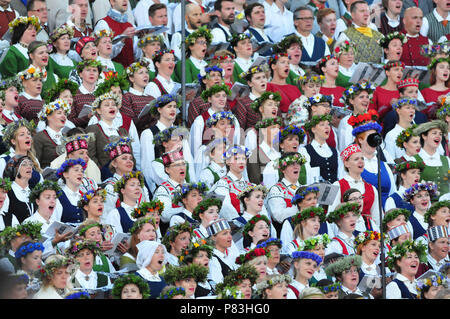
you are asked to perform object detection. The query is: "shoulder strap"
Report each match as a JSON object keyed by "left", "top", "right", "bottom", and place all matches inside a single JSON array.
[{"left": 333, "top": 237, "right": 349, "bottom": 255}]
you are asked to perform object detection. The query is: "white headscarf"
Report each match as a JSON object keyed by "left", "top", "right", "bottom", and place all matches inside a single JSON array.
[{"left": 136, "top": 240, "right": 168, "bottom": 269}]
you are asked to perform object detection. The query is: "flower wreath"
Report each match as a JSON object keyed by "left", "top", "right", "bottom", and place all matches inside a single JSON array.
[
  {"left": 354, "top": 230, "right": 385, "bottom": 247},
  {"left": 229, "top": 32, "right": 252, "bottom": 47},
  {"left": 436, "top": 104, "right": 450, "bottom": 121},
  {"left": 113, "top": 171, "right": 145, "bottom": 193},
  {"left": 386, "top": 239, "right": 427, "bottom": 271},
  {"left": 172, "top": 182, "right": 209, "bottom": 205},
  {"left": 216, "top": 286, "right": 245, "bottom": 299},
  {"left": 273, "top": 34, "right": 303, "bottom": 54},
  {"left": 77, "top": 188, "right": 107, "bottom": 209},
  {"left": 91, "top": 92, "right": 121, "bottom": 110},
  {"left": 129, "top": 216, "right": 156, "bottom": 235},
  {"left": 50, "top": 24, "right": 74, "bottom": 42},
  {"left": 29, "top": 180, "right": 61, "bottom": 204},
  {"left": 151, "top": 49, "right": 175, "bottom": 63},
  {"left": 212, "top": 52, "right": 235, "bottom": 62},
  {"left": 250, "top": 91, "right": 282, "bottom": 113},
  {"left": 43, "top": 78, "right": 78, "bottom": 104},
  {"left": 94, "top": 71, "right": 129, "bottom": 97},
  {"left": 291, "top": 206, "right": 326, "bottom": 225},
  {"left": 268, "top": 52, "right": 289, "bottom": 65},
  {"left": 334, "top": 40, "right": 355, "bottom": 56},
  {"left": 78, "top": 222, "right": 102, "bottom": 237},
  {"left": 274, "top": 125, "right": 306, "bottom": 145},
  {"left": 14, "top": 242, "right": 44, "bottom": 259},
  {"left": 340, "top": 80, "right": 376, "bottom": 106},
  {"left": 420, "top": 42, "right": 450, "bottom": 58},
  {"left": 297, "top": 234, "right": 331, "bottom": 251},
  {"left": 297, "top": 73, "right": 325, "bottom": 87},
  {"left": 239, "top": 64, "right": 269, "bottom": 81},
  {"left": 0, "top": 222, "right": 42, "bottom": 247},
  {"left": 256, "top": 237, "right": 283, "bottom": 249},
  {"left": 0, "top": 77, "right": 23, "bottom": 100},
  {"left": 382, "top": 208, "right": 411, "bottom": 232},
  {"left": 162, "top": 222, "right": 193, "bottom": 250},
  {"left": 395, "top": 124, "right": 418, "bottom": 149},
  {"left": 76, "top": 59, "right": 103, "bottom": 74},
  {"left": 200, "top": 83, "right": 231, "bottom": 102},
  {"left": 158, "top": 286, "right": 186, "bottom": 299},
  {"left": 304, "top": 94, "right": 333, "bottom": 110},
  {"left": 235, "top": 247, "right": 270, "bottom": 265},
  {"left": 254, "top": 116, "right": 283, "bottom": 129},
  {"left": 242, "top": 214, "right": 271, "bottom": 237},
  {"left": 185, "top": 26, "right": 212, "bottom": 46},
  {"left": 416, "top": 272, "right": 447, "bottom": 297},
  {"left": 316, "top": 54, "right": 336, "bottom": 69},
  {"left": 126, "top": 60, "right": 151, "bottom": 77},
  {"left": 325, "top": 255, "right": 362, "bottom": 278},
  {"left": 112, "top": 274, "right": 150, "bottom": 299},
  {"left": 205, "top": 111, "right": 236, "bottom": 128},
  {"left": 38, "top": 99, "right": 71, "bottom": 121},
  {"left": 254, "top": 274, "right": 292, "bottom": 295},
  {"left": 93, "top": 28, "right": 115, "bottom": 40},
  {"left": 394, "top": 160, "right": 425, "bottom": 174},
  {"left": 148, "top": 93, "right": 182, "bottom": 116},
  {"left": 39, "top": 255, "right": 76, "bottom": 278},
  {"left": 313, "top": 282, "right": 342, "bottom": 293},
  {"left": 197, "top": 65, "right": 225, "bottom": 83},
  {"left": 392, "top": 97, "right": 418, "bottom": 110},
  {"left": 377, "top": 31, "right": 407, "bottom": 48},
  {"left": 303, "top": 114, "right": 332, "bottom": 132},
  {"left": 0, "top": 178, "right": 12, "bottom": 192},
  {"left": 137, "top": 34, "right": 163, "bottom": 48},
  {"left": 291, "top": 186, "right": 320, "bottom": 206},
  {"left": 424, "top": 200, "right": 450, "bottom": 224},
  {"left": 8, "top": 16, "right": 41, "bottom": 32},
  {"left": 179, "top": 239, "right": 214, "bottom": 264},
  {"left": 291, "top": 251, "right": 323, "bottom": 265},
  {"left": 403, "top": 181, "right": 439, "bottom": 203},
  {"left": 2, "top": 119, "right": 35, "bottom": 146},
  {"left": 56, "top": 158, "right": 86, "bottom": 177},
  {"left": 193, "top": 197, "right": 223, "bottom": 221},
  {"left": 64, "top": 291, "right": 91, "bottom": 299},
  {"left": 383, "top": 60, "right": 405, "bottom": 71},
  {"left": 152, "top": 126, "right": 188, "bottom": 146},
  {"left": 221, "top": 264, "right": 259, "bottom": 288},
  {"left": 18, "top": 66, "right": 47, "bottom": 81},
  {"left": 274, "top": 152, "right": 307, "bottom": 171},
  {"left": 164, "top": 263, "right": 209, "bottom": 285},
  {"left": 428, "top": 57, "right": 450, "bottom": 70},
  {"left": 237, "top": 184, "right": 268, "bottom": 200},
  {"left": 67, "top": 239, "right": 102, "bottom": 256},
  {"left": 326, "top": 202, "right": 361, "bottom": 224},
  {"left": 132, "top": 200, "right": 164, "bottom": 219},
  {"left": 223, "top": 144, "right": 251, "bottom": 160},
  {"left": 348, "top": 110, "right": 382, "bottom": 136}
]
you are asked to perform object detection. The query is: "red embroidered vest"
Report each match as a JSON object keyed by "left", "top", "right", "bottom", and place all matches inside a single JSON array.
[
  {"left": 401, "top": 32, "right": 430, "bottom": 67},
  {"left": 103, "top": 16, "right": 134, "bottom": 67},
  {"left": 338, "top": 178, "right": 375, "bottom": 219}
]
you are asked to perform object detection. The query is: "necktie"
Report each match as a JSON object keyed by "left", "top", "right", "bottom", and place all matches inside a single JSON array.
[
  {"left": 356, "top": 27, "right": 373, "bottom": 38},
  {"left": 413, "top": 0, "right": 419, "bottom": 7},
  {"left": 327, "top": 38, "right": 333, "bottom": 45},
  {"left": 442, "top": 20, "right": 448, "bottom": 27}
]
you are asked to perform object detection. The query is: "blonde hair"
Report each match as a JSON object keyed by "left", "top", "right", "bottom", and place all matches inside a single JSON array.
[
  {"left": 299, "top": 287, "right": 325, "bottom": 299},
  {"left": 11, "top": 126, "right": 42, "bottom": 173}
]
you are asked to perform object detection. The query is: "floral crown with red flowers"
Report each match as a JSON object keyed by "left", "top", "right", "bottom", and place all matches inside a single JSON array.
[
  {"left": 348, "top": 110, "right": 382, "bottom": 136},
  {"left": 334, "top": 40, "right": 355, "bottom": 56},
  {"left": 317, "top": 54, "right": 336, "bottom": 68},
  {"left": 383, "top": 60, "right": 405, "bottom": 70},
  {"left": 242, "top": 214, "right": 271, "bottom": 237},
  {"left": 235, "top": 247, "right": 270, "bottom": 265},
  {"left": 269, "top": 53, "right": 289, "bottom": 65}
]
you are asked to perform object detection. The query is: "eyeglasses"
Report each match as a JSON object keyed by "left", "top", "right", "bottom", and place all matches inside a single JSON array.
[
  {"left": 343, "top": 269, "right": 359, "bottom": 274},
  {"left": 296, "top": 17, "right": 314, "bottom": 21},
  {"left": 196, "top": 40, "right": 208, "bottom": 46}
]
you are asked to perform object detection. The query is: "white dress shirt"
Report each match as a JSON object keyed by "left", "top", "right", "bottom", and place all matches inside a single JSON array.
[
  {"left": 105, "top": 201, "right": 138, "bottom": 234},
  {"left": 420, "top": 8, "right": 449, "bottom": 39},
  {"left": 199, "top": 161, "right": 228, "bottom": 190},
  {"left": 386, "top": 273, "right": 417, "bottom": 299},
  {"left": 144, "top": 74, "right": 176, "bottom": 99},
  {"left": 211, "top": 23, "right": 232, "bottom": 44},
  {"left": 264, "top": 3, "right": 295, "bottom": 43},
  {"left": 208, "top": 247, "right": 238, "bottom": 284}
]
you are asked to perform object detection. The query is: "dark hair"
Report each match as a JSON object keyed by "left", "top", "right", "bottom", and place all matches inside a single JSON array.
[
  {"left": 26, "top": 0, "right": 45, "bottom": 12},
  {"left": 342, "top": 188, "right": 361, "bottom": 202},
  {"left": 350, "top": 0, "right": 367, "bottom": 13},
  {"left": 11, "top": 24, "right": 29, "bottom": 45},
  {"left": 66, "top": 127, "right": 87, "bottom": 137},
  {"left": 149, "top": 3, "right": 167, "bottom": 17},
  {"left": 214, "top": 0, "right": 234, "bottom": 12},
  {"left": 244, "top": 2, "right": 264, "bottom": 21}
]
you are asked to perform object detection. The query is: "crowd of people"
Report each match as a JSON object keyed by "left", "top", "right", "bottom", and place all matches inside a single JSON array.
[{"left": 0, "top": 0, "right": 448, "bottom": 300}]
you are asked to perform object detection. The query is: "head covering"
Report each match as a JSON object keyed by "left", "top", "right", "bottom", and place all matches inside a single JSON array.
[
  {"left": 185, "top": 26, "right": 212, "bottom": 47},
  {"left": 326, "top": 202, "right": 361, "bottom": 224},
  {"left": 296, "top": 234, "right": 331, "bottom": 251},
  {"left": 237, "top": 184, "right": 268, "bottom": 200},
  {"left": 413, "top": 120, "right": 448, "bottom": 136},
  {"left": 416, "top": 270, "right": 447, "bottom": 298},
  {"left": 126, "top": 59, "right": 151, "bottom": 77},
  {"left": 223, "top": 144, "right": 251, "bottom": 160},
  {"left": 0, "top": 178, "right": 12, "bottom": 192},
  {"left": 14, "top": 241, "right": 44, "bottom": 259},
  {"left": 386, "top": 240, "right": 427, "bottom": 271},
  {"left": 206, "top": 218, "right": 230, "bottom": 237},
  {"left": 333, "top": 39, "right": 356, "bottom": 56},
  {"left": 148, "top": 93, "right": 181, "bottom": 116},
  {"left": 340, "top": 143, "right": 362, "bottom": 162},
  {"left": 250, "top": 91, "right": 281, "bottom": 113},
  {"left": 197, "top": 65, "right": 225, "bottom": 83},
  {"left": 254, "top": 274, "right": 292, "bottom": 296},
  {"left": 424, "top": 200, "right": 450, "bottom": 224},
  {"left": 38, "top": 99, "right": 71, "bottom": 122},
  {"left": 273, "top": 34, "right": 303, "bottom": 53},
  {"left": 57, "top": 133, "right": 93, "bottom": 156},
  {"left": 392, "top": 98, "right": 418, "bottom": 110},
  {"left": 29, "top": 180, "right": 61, "bottom": 204},
  {"left": 172, "top": 182, "right": 208, "bottom": 206},
  {"left": 93, "top": 29, "right": 114, "bottom": 40},
  {"left": 135, "top": 240, "right": 168, "bottom": 269},
  {"left": 3, "top": 155, "right": 33, "bottom": 180},
  {"left": 77, "top": 188, "right": 107, "bottom": 209},
  {"left": 18, "top": 66, "right": 47, "bottom": 81},
  {"left": 291, "top": 251, "right": 323, "bottom": 265},
  {"left": 200, "top": 83, "right": 231, "bottom": 102},
  {"left": 0, "top": 77, "right": 22, "bottom": 101},
  {"left": 291, "top": 186, "right": 320, "bottom": 207},
  {"left": 164, "top": 263, "right": 209, "bottom": 284},
  {"left": 162, "top": 222, "right": 193, "bottom": 251},
  {"left": 239, "top": 64, "right": 269, "bottom": 82},
  {"left": 235, "top": 247, "right": 270, "bottom": 265},
  {"left": 403, "top": 181, "right": 439, "bottom": 202},
  {"left": 291, "top": 207, "right": 326, "bottom": 225},
  {"left": 242, "top": 214, "right": 271, "bottom": 238},
  {"left": 66, "top": 239, "right": 101, "bottom": 256},
  {"left": 274, "top": 152, "right": 306, "bottom": 171},
  {"left": 387, "top": 224, "right": 410, "bottom": 241},
  {"left": 274, "top": 125, "right": 306, "bottom": 146},
  {"left": 395, "top": 124, "right": 419, "bottom": 149},
  {"left": 382, "top": 208, "right": 411, "bottom": 232},
  {"left": 230, "top": 31, "right": 252, "bottom": 48},
  {"left": 113, "top": 171, "right": 145, "bottom": 193},
  {"left": 76, "top": 59, "right": 102, "bottom": 74},
  {"left": 397, "top": 78, "right": 419, "bottom": 89},
  {"left": 132, "top": 200, "right": 164, "bottom": 219},
  {"left": 112, "top": 273, "right": 150, "bottom": 299},
  {"left": 137, "top": 34, "right": 163, "bottom": 48},
  {"left": 0, "top": 222, "right": 42, "bottom": 248},
  {"left": 354, "top": 230, "right": 384, "bottom": 247},
  {"left": 348, "top": 109, "right": 382, "bottom": 137},
  {"left": 324, "top": 255, "right": 362, "bottom": 278},
  {"left": 383, "top": 60, "right": 405, "bottom": 70},
  {"left": 43, "top": 78, "right": 78, "bottom": 104},
  {"left": 50, "top": 24, "right": 74, "bottom": 42},
  {"left": 75, "top": 36, "right": 95, "bottom": 55},
  {"left": 303, "top": 114, "right": 332, "bottom": 133},
  {"left": 158, "top": 286, "right": 185, "bottom": 299},
  {"left": 427, "top": 225, "right": 448, "bottom": 242},
  {"left": 193, "top": 197, "right": 222, "bottom": 221},
  {"left": 104, "top": 137, "right": 133, "bottom": 161},
  {"left": 394, "top": 160, "right": 425, "bottom": 175},
  {"left": 340, "top": 80, "right": 376, "bottom": 107},
  {"left": 205, "top": 111, "right": 236, "bottom": 128},
  {"left": 2, "top": 119, "right": 34, "bottom": 147},
  {"left": 94, "top": 71, "right": 129, "bottom": 97},
  {"left": 297, "top": 72, "right": 325, "bottom": 87},
  {"left": 56, "top": 158, "right": 87, "bottom": 177},
  {"left": 8, "top": 16, "right": 41, "bottom": 33},
  {"left": 91, "top": 92, "right": 121, "bottom": 111},
  {"left": 179, "top": 239, "right": 214, "bottom": 264},
  {"left": 161, "top": 149, "right": 185, "bottom": 167}
]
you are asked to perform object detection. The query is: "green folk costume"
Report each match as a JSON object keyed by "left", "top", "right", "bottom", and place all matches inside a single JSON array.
[
  {"left": 343, "top": 27, "right": 384, "bottom": 64},
  {"left": 173, "top": 58, "right": 201, "bottom": 84},
  {"left": 414, "top": 154, "right": 449, "bottom": 198},
  {"left": 335, "top": 71, "right": 352, "bottom": 89},
  {"left": 93, "top": 253, "right": 112, "bottom": 273},
  {"left": 48, "top": 56, "right": 75, "bottom": 80},
  {"left": 232, "top": 63, "right": 247, "bottom": 85},
  {"left": 0, "top": 45, "right": 30, "bottom": 78},
  {"left": 286, "top": 70, "right": 299, "bottom": 86}
]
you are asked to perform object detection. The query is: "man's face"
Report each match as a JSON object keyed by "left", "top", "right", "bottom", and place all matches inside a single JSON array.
[
  {"left": 186, "top": 6, "right": 203, "bottom": 29},
  {"left": 294, "top": 9, "right": 314, "bottom": 33},
  {"left": 434, "top": 0, "right": 450, "bottom": 12},
  {"left": 249, "top": 5, "right": 265, "bottom": 29},
  {"left": 28, "top": 0, "right": 48, "bottom": 24},
  {"left": 111, "top": 0, "right": 128, "bottom": 13},
  {"left": 217, "top": 1, "right": 235, "bottom": 25},
  {"left": 72, "top": 0, "right": 89, "bottom": 21},
  {"left": 352, "top": 3, "right": 370, "bottom": 27},
  {"left": 150, "top": 8, "right": 168, "bottom": 26},
  {"left": 403, "top": 8, "right": 423, "bottom": 35}
]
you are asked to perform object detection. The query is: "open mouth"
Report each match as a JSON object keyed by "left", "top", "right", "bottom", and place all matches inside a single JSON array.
[
  {"left": 48, "top": 205, "right": 55, "bottom": 212},
  {"left": 434, "top": 138, "right": 441, "bottom": 145},
  {"left": 271, "top": 109, "right": 277, "bottom": 116},
  {"left": 239, "top": 165, "right": 244, "bottom": 170},
  {"left": 350, "top": 222, "right": 356, "bottom": 228},
  {"left": 98, "top": 207, "right": 103, "bottom": 213},
  {"left": 76, "top": 176, "right": 83, "bottom": 182},
  {"left": 292, "top": 169, "right": 299, "bottom": 175},
  {"left": 282, "top": 293, "right": 287, "bottom": 298}
]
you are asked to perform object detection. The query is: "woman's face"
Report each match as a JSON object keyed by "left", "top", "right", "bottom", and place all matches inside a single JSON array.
[
  {"left": 85, "top": 195, "right": 104, "bottom": 220},
  {"left": 337, "top": 212, "right": 358, "bottom": 233},
  {"left": 63, "top": 164, "right": 84, "bottom": 187},
  {"left": 112, "top": 153, "right": 134, "bottom": 175},
  {"left": 80, "top": 41, "right": 98, "bottom": 60},
  {"left": 143, "top": 41, "right": 161, "bottom": 58},
  {"left": 396, "top": 103, "right": 415, "bottom": 123},
  {"left": 149, "top": 245, "right": 165, "bottom": 272},
  {"left": 411, "top": 190, "right": 430, "bottom": 211},
  {"left": 297, "top": 192, "right": 319, "bottom": 212},
  {"left": 51, "top": 266, "right": 70, "bottom": 289},
  {"left": 344, "top": 152, "right": 364, "bottom": 175},
  {"left": 346, "top": 191, "right": 364, "bottom": 213},
  {"left": 234, "top": 38, "right": 253, "bottom": 59},
  {"left": 435, "top": 61, "right": 450, "bottom": 82},
  {"left": 251, "top": 256, "right": 268, "bottom": 279},
  {"left": 17, "top": 158, "right": 33, "bottom": 180},
  {"left": 36, "top": 190, "right": 57, "bottom": 217},
  {"left": 311, "top": 102, "right": 331, "bottom": 117},
  {"left": 311, "top": 120, "right": 331, "bottom": 141},
  {"left": 322, "top": 58, "right": 339, "bottom": 78},
  {"left": 403, "top": 135, "right": 421, "bottom": 156},
  {"left": 165, "top": 160, "right": 186, "bottom": 182},
  {"left": 401, "top": 168, "right": 420, "bottom": 188},
  {"left": 287, "top": 43, "right": 302, "bottom": 65},
  {"left": 272, "top": 56, "right": 290, "bottom": 79},
  {"left": 214, "top": 229, "right": 232, "bottom": 250},
  {"left": 21, "top": 249, "right": 43, "bottom": 272},
  {"left": 156, "top": 53, "right": 176, "bottom": 76},
  {"left": 423, "top": 128, "right": 443, "bottom": 150},
  {"left": 302, "top": 82, "right": 321, "bottom": 97},
  {"left": 182, "top": 189, "right": 203, "bottom": 212},
  {"left": 361, "top": 240, "right": 380, "bottom": 261},
  {"left": 47, "top": 108, "right": 67, "bottom": 130},
  {"left": 193, "top": 250, "right": 210, "bottom": 268},
  {"left": 30, "top": 46, "right": 49, "bottom": 68},
  {"left": 266, "top": 282, "right": 288, "bottom": 299},
  {"left": 200, "top": 206, "right": 219, "bottom": 226},
  {"left": 0, "top": 189, "right": 7, "bottom": 210},
  {"left": 350, "top": 91, "right": 370, "bottom": 114},
  {"left": 121, "top": 283, "right": 143, "bottom": 299},
  {"left": 4, "top": 86, "right": 19, "bottom": 107},
  {"left": 122, "top": 178, "right": 142, "bottom": 202},
  {"left": 429, "top": 237, "right": 449, "bottom": 261},
  {"left": 309, "top": 244, "right": 325, "bottom": 261},
  {"left": 9, "top": 284, "right": 28, "bottom": 299},
  {"left": 267, "top": 244, "right": 281, "bottom": 265},
  {"left": 301, "top": 216, "right": 321, "bottom": 237},
  {"left": 424, "top": 285, "right": 443, "bottom": 299},
  {"left": 178, "top": 278, "right": 197, "bottom": 298},
  {"left": 58, "top": 89, "right": 73, "bottom": 106},
  {"left": 208, "top": 91, "right": 228, "bottom": 111},
  {"left": 130, "top": 67, "right": 150, "bottom": 89},
  {"left": 244, "top": 190, "right": 265, "bottom": 213},
  {"left": 203, "top": 71, "right": 223, "bottom": 89},
  {"left": 54, "top": 34, "right": 71, "bottom": 53},
  {"left": 23, "top": 78, "right": 43, "bottom": 96},
  {"left": 248, "top": 220, "right": 270, "bottom": 243},
  {"left": 431, "top": 206, "right": 450, "bottom": 227},
  {"left": 258, "top": 99, "right": 278, "bottom": 120},
  {"left": 401, "top": 86, "right": 418, "bottom": 99},
  {"left": 280, "top": 135, "right": 300, "bottom": 153},
  {"left": 170, "top": 231, "right": 191, "bottom": 255},
  {"left": 97, "top": 36, "right": 112, "bottom": 57},
  {"left": 237, "top": 279, "right": 252, "bottom": 299},
  {"left": 189, "top": 37, "right": 208, "bottom": 59},
  {"left": 325, "top": 291, "right": 339, "bottom": 299},
  {"left": 339, "top": 49, "right": 355, "bottom": 68},
  {"left": 386, "top": 214, "right": 407, "bottom": 230},
  {"left": 386, "top": 65, "right": 404, "bottom": 83},
  {"left": 212, "top": 118, "right": 233, "bottom": 138},
  {"left": 157, "top": 101, "right": 177, "bottom": 122},
  {"left": 396, "top": 252, "right": 420, "bottom": 277},
  {"left": 283, "top": 163, "right": 301, "bottom": 182},
  {"left": 80, "top": 66, "right": 99, "bottom": 85},
  {"left": 83, "top": 226, "right": 103, "bottom": 243},
  {"left": 75, "top": 248, "right": 94, "bottom": 272},
  {"left": 227, "top": 154, "right": 247, "bottom": 174},
  {"left": 295, "top": 258, "right": 318, "bottom": 280},
  {"left": 341, "top": 265, "right": 359, "bottom": 289},
  {"left": 97, "top": 98, "right": 118, "bottom": 122},
  {"left": 385, "top": 39, "right": 403, "bottom": 61},
  {"left": 21, "top": 24, "right": 37, "bottom": 44}
]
